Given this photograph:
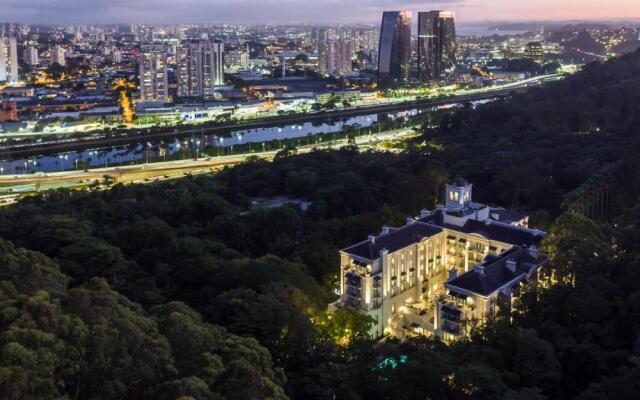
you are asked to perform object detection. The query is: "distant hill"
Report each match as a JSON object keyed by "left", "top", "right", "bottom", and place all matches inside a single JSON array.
[
  {"left": 564, "top": 30, "right": 605, "bottom": 54},
  {"left": 613, "top": 40, "right": 640, "bottom": 55}
]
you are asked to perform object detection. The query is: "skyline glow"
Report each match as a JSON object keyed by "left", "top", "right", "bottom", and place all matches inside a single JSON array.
[{"left": 2, "top": 0, "right": 640, "bottom": 25}]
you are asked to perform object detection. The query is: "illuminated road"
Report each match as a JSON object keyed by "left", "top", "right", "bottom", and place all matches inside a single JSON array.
[
  {"left": 0, "top": 127, "right": 418, "bottom": 201},
  {"left": 574, "top": 49, "right": 608, "bottom": 60},
  {"left": 0, "top": 74, "right": 561, "bottom": 159}
]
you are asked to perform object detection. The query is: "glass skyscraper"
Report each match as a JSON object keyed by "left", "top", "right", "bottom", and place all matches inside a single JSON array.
[
  {"left": 377, "top": 11, "right": 411, "bottom": 88},
  {"left": 418, "top": 11, "right": 457, "bottom": 83}
]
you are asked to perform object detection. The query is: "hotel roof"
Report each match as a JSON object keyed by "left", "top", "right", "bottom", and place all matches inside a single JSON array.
[
  {"left": 417, "top": 209, "right": 543, "bottom": 247},
  {"left": 488, "top": 208, "right": 528, "bottom": 225},
  {"left": 446, "top": 247, "right": 547, "bottom": 297},
  {"left": 343, "top": 209, "right": 544, "bottom": 261},
  {"left": 341, "top": 222, "right": 442, "bottom": 261},
  {"left": 443, "top": 219, "right": 544, "bottom": 247}
]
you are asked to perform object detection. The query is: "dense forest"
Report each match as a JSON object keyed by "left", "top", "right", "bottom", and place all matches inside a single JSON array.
[{"left": 1, "top": 51, "right": 640, "bottom": 399}]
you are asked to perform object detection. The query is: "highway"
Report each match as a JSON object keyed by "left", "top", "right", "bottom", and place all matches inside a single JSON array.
[
  {"left": 0, "top": 127, "right": 418, "bottom": 203},
  {"left": 0, "top": 74, "right": 560, "bottom": 159}
]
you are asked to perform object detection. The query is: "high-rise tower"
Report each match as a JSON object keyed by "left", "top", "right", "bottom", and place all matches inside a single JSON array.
[
  {"left": 417, "top": 11, "right": 457, "bottom": 83},
  {"left": 23, "top": 46, "right": 39, "bottom": 66},
  {"left": 377, "top": 11, "right": 411, "bottom": 87},
  {"left": 177, "top": 40, "right": 225, "bottom": 98},
  {"left": 0, "top": 37, "right": 19, "bottom": 83},
  {"left": 139, "top": 43, "right": 169, "bottom": 103},
  {"left": 318, "top": 38, "right": 353, "bottom": 77},
  {"left": 50, "top": 44, "right": 66, "bottom": 66}
]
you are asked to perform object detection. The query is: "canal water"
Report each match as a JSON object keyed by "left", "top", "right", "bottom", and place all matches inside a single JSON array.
[{"left": 0, "top": 109, "right": 425, "bottom": 174}]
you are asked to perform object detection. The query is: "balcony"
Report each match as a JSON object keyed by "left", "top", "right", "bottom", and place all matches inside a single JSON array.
[
  {"left": 345, "top": 271, "right": 362, "bottom": 288},
  {"left": 440, "top": 294, "right": 467, "bottom": 309},
  {"left": 442, "top": 321, "right": 461, "bottom": 335},
  {"left": 349, "top": 259, "right": 370, "bottom": 275},
  {"left": 346, "top": 298, "right": 361, "bottom": 308},
  {"left": 469, "top": 246, "right": 485, "bottom": 254}
]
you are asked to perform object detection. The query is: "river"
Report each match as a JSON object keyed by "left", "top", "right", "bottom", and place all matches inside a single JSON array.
[{"left": 0, "top": 108, "right": 427, "bottom": 174}]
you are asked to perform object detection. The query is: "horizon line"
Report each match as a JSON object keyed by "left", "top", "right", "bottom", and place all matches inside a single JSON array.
[{"left": 2, "top": 17, "right": 640, "bottom": 27}]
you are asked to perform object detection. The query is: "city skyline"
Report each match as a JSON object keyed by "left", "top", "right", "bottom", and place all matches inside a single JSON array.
[{"left": 2, "top": 0, "right": 640, "bottom": 25}]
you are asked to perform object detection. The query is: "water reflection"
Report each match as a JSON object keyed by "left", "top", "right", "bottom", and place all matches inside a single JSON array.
[{"left": 0, "top": 109, "right": 423, "bottom": 174}]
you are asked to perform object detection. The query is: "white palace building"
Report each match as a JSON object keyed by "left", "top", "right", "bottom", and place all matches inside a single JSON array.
[{"left": 333, "top": 180, "right": 547, "bottom": 341}]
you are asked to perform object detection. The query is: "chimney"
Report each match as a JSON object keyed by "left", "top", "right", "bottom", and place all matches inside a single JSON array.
[
  {"left": 475, "top": 264, "right": 485, "bottom": 276},
  {"left": 368, "top": 235, "right": 376, "bottom": 244},
  {"left": 527, "top": 246, "right": 539, "bottom": 259},
  {"left": 448, "top": 268, "right": 457, "bottom": 281},
  {"left": 381, "top": 226, "right": 390, "bottom": 235},
  {"left": 420, "top": 209, "right": 430, "bottom": 218},
  {"left": 506, "top": 259, "right": 517, "bottom": 273}
]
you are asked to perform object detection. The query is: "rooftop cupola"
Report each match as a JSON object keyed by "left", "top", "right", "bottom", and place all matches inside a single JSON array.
[{"left": 445, "top": 179, "right": 472, "bottom": 214}]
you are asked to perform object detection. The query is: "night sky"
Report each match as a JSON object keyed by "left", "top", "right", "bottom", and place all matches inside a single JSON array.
[{"left": 2, "top": 0, "right": 639, "bottom": 24}]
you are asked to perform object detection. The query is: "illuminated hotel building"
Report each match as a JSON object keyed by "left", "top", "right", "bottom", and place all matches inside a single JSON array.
[
  {"left": 377, "top": 11, "right": 411, "bottom": 87},
  {"left": 139, "top": 43, "right": 169, "bottom": 103},
  {"left": 334, "top": 180, "right": 546, "bottom": 341},
  {"left": 417, "top": 11, "right": 457, "bottom": 83}
]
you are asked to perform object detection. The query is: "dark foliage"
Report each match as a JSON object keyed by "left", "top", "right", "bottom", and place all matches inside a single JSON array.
[{"left": 1, "top": 51, "right": 640, "bottom": 399}]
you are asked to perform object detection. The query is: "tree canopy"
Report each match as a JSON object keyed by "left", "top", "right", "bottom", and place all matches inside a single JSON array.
[{"left": 2, "top": 51, "right": 640, "bottom": 399}]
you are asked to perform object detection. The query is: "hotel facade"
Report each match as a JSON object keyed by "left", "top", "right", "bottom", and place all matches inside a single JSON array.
[{"left": 334, "top": 180, "right": 547, "bottom": 340}]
